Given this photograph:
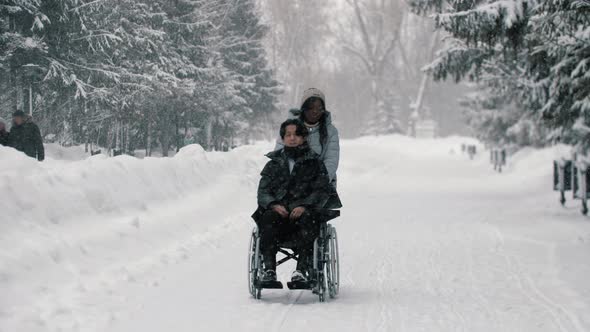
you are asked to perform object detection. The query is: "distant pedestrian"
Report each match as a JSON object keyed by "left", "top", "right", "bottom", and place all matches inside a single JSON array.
[
  {"left": 0, "top": 118, "right": 9, "bottom": 146},
  {"left": 9, "top": 110, "right": 44, "bottom": 161}
]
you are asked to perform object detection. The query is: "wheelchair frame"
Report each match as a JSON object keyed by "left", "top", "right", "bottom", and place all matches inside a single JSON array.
[{"left": 248, "top": 222, "right": 340, "bottom": 302}]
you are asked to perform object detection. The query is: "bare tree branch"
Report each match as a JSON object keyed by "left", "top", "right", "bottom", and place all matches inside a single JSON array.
[
  {"left": 343, "top": 45, "right": 373, "bottom": 73},
  {"left": 351, "top": 0, "right": 376, "bottom": 64}
]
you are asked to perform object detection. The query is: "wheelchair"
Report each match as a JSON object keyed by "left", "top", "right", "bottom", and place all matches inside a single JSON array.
[{"left": 247, "top": 221, "right": 340, "bottom": 302}]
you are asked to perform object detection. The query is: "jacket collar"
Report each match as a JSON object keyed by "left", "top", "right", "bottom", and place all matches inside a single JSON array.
[{"left": 265, "top": 145, "right": 319, "bottom": 162}]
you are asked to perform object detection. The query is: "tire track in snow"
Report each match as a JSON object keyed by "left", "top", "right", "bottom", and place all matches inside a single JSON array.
[
  {"left": 492, "top": 227, "right": 586, "bottom": 332},
  {"left": 374, "top": 249, "right": 395, "bottom": 332},
  {"left": 425, "top": 229, "right": 468, "bottom": 332},
  {"left": 466, "top": 227, "right": 502, "bottom": 331},
  {"left": 268, "top": 291, "right": 304, "bottom": 332}
]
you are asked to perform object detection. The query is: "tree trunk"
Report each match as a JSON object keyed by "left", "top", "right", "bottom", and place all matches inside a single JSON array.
[
  {"left": 125, "top": 123, "right": 130, "bottom": 154},
  {"left": 83, "top": 101, "right": 89, "bottom": 153},
  {"left": 28, "top": 83, "right": 33, "bottom": 116},
  {"left": 146, "top": 105, "right": 152, "bottom": 156},
  {"left": 14, "top": 70, "right": 23, "bottom": 111},
  {"left": 205, "top": 116, "right": 213, "bottom": 151},
  {"left": 412, "top": 29, "right": 440, "bottom": 119},
  {"left": 175, "top": 107, "right": 180, "bottom": 152},
  {"left": 161, "top": 118, "right": 170, "bottom": 157},
  {"left": 115, "top": 119, "right": 121, "bottom": 150},
  {"left": 107, "top": 121, "right": 114, "bottom": 156}
]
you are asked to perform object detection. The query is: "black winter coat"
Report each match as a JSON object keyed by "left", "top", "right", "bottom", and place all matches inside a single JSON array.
[
  {"left": 252, "top": 146, "right": 340, "bottom": 223},
  {"left": 0, "top": 131, "right": 9, "bottom": 146},
  {"left": 9, "top": 119, "right": 44, "bottom": 161}
]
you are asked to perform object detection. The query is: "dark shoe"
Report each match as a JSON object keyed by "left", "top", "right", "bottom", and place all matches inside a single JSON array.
[
  {"left": 259, "top": 270, "right": 283, "bottom": 289},
  {"left": 261, "top": 269, "right": 277, "bottom": 282}
]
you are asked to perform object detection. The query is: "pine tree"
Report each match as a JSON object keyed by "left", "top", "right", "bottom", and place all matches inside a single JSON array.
[
  {"left": 409, "top": 0, "right": 535, "bottom": 146},
  {"left": 0, "top": 1, "right": 50, "bottom": 116},
  {"left": 218, "top": 0, "right": 279, "bottom": 146},
  {"left": 0, "top": 0, "right": 281, "bottom": 153},
  {"left": 410, "top": 0, "right": 589, "bottom": 150},
  {"left": 362, "top": 92, "right": 403, "bottom": 135},
  {"left": 530, "top": 0, "right": 590, "bottom": 150}
]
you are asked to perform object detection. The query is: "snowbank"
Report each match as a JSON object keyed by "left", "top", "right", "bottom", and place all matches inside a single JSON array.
[
  {"left": 350, "top": 134, "right": 481, "bottom": 159},
  {"left": 44, "top": 143, "right": 89, "bottom": 161},
  {"left": 3, "top": 135, "right": 562, "bottom": 226},
  {"left": 1, "top": 142, "right": 272, "bottom": 331},
  {"left": 0, "top": 143, "right": 270, "bottom": 227},
  {"left": 1, "top": 135, "right": 563, "bottom": 227},
  {"left": 505, "top": 144, "right": 570, "bottom": 179}
]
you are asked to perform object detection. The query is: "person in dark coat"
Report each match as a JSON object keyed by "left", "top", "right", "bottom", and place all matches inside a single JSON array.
[
  {"left": 9, "top": 110, "right": 44, "bottom": 161},
  {"left": 0, "top": 118, "right": 9, "bottom": 146},
  {"left": 252, "top": 119, "right": 339, "bottom": 285}
]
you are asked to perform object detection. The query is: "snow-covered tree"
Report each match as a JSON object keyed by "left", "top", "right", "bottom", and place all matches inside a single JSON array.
[
  {"left": 217, "top": 0, "right": 279, "bottom": 145},
  {"left": 362, "top": 91, "right": 404, "bottom": 135},
  {"left": 530, "top": 0, "right": 590, "bottom": 150},
  {"left": 410, "top": 0, "right": 589, "bottom": 149},
  {"left": 0, "top": 0, "right": 280, "bottom": 154}
]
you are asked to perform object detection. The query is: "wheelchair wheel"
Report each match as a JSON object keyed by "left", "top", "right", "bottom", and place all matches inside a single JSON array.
[
  {"left": 248, "top": 227, "right": 261, "bottom": 299},
  {"left": 326, "top": 225, "right": 340, "bottom": 298},
  {"left": 312, "top": 229, "right": 330, "bottom": 302}
]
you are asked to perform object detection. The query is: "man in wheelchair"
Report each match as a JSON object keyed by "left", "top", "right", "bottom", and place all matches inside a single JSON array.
[{"left": 252, "top": 119, "right": 337, "bottom": 287}]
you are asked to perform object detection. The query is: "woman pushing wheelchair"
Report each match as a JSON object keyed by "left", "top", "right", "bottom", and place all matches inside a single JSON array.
[
  {"left": 275, "top": 88, "right": 342, "bottom": 209},
  {"left": 250, "top": 88, "right": 342, "bottom": 299}
]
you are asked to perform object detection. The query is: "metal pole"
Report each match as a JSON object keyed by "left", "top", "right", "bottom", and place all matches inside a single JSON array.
[
  {"left": 559, "top": 160, "right": 566, "bottom": 205},
  {"left": 29, "top": 83, "right": 33, "bottom": 115},
  {"left": 582, "top": 166, "right": 588, "bottom": 215},
  {"left": 412, "top": 30, "right": 440, "bottom": 119}
]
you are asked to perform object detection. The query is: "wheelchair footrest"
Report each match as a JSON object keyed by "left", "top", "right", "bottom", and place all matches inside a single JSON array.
[
  {"left": 256, "top": 280, "right": 284, "bottom": 289},
  {"left": 287, "top": 280, "right": 312, "bottom": 290}
]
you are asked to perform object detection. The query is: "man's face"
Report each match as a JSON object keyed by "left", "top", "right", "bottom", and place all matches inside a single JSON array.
[
  {"left": 13, "top": 116, "right": 24, "bottom": 126},
  {"left": 303, "top": 99, "right": 324, "bottom": 124},
  {"left": 283, "top": 125, "right": 305, "bottom": 147}
]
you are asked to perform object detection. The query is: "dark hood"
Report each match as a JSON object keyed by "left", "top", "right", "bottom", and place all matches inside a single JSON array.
[{"left": 265, "top": 143, "right": 319, "bottom": 161}]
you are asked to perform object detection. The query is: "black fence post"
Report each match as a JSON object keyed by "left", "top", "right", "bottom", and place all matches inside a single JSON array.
[{"left": 580, "top": 165, "right": 589, "bottom": 215}]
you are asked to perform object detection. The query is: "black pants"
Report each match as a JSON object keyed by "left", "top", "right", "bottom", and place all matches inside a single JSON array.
[{"left": 256, "top": 209, "right": 320, "bottom": 273}]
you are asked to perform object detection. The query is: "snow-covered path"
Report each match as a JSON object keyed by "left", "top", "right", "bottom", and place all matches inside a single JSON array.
[{"left": 2, "top": 136, "right": 590, "bottom": 332}]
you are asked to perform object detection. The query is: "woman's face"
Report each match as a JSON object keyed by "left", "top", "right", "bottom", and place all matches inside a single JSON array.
[{"left": 303, "top": 99, "right": 324, "bottom": 124}]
